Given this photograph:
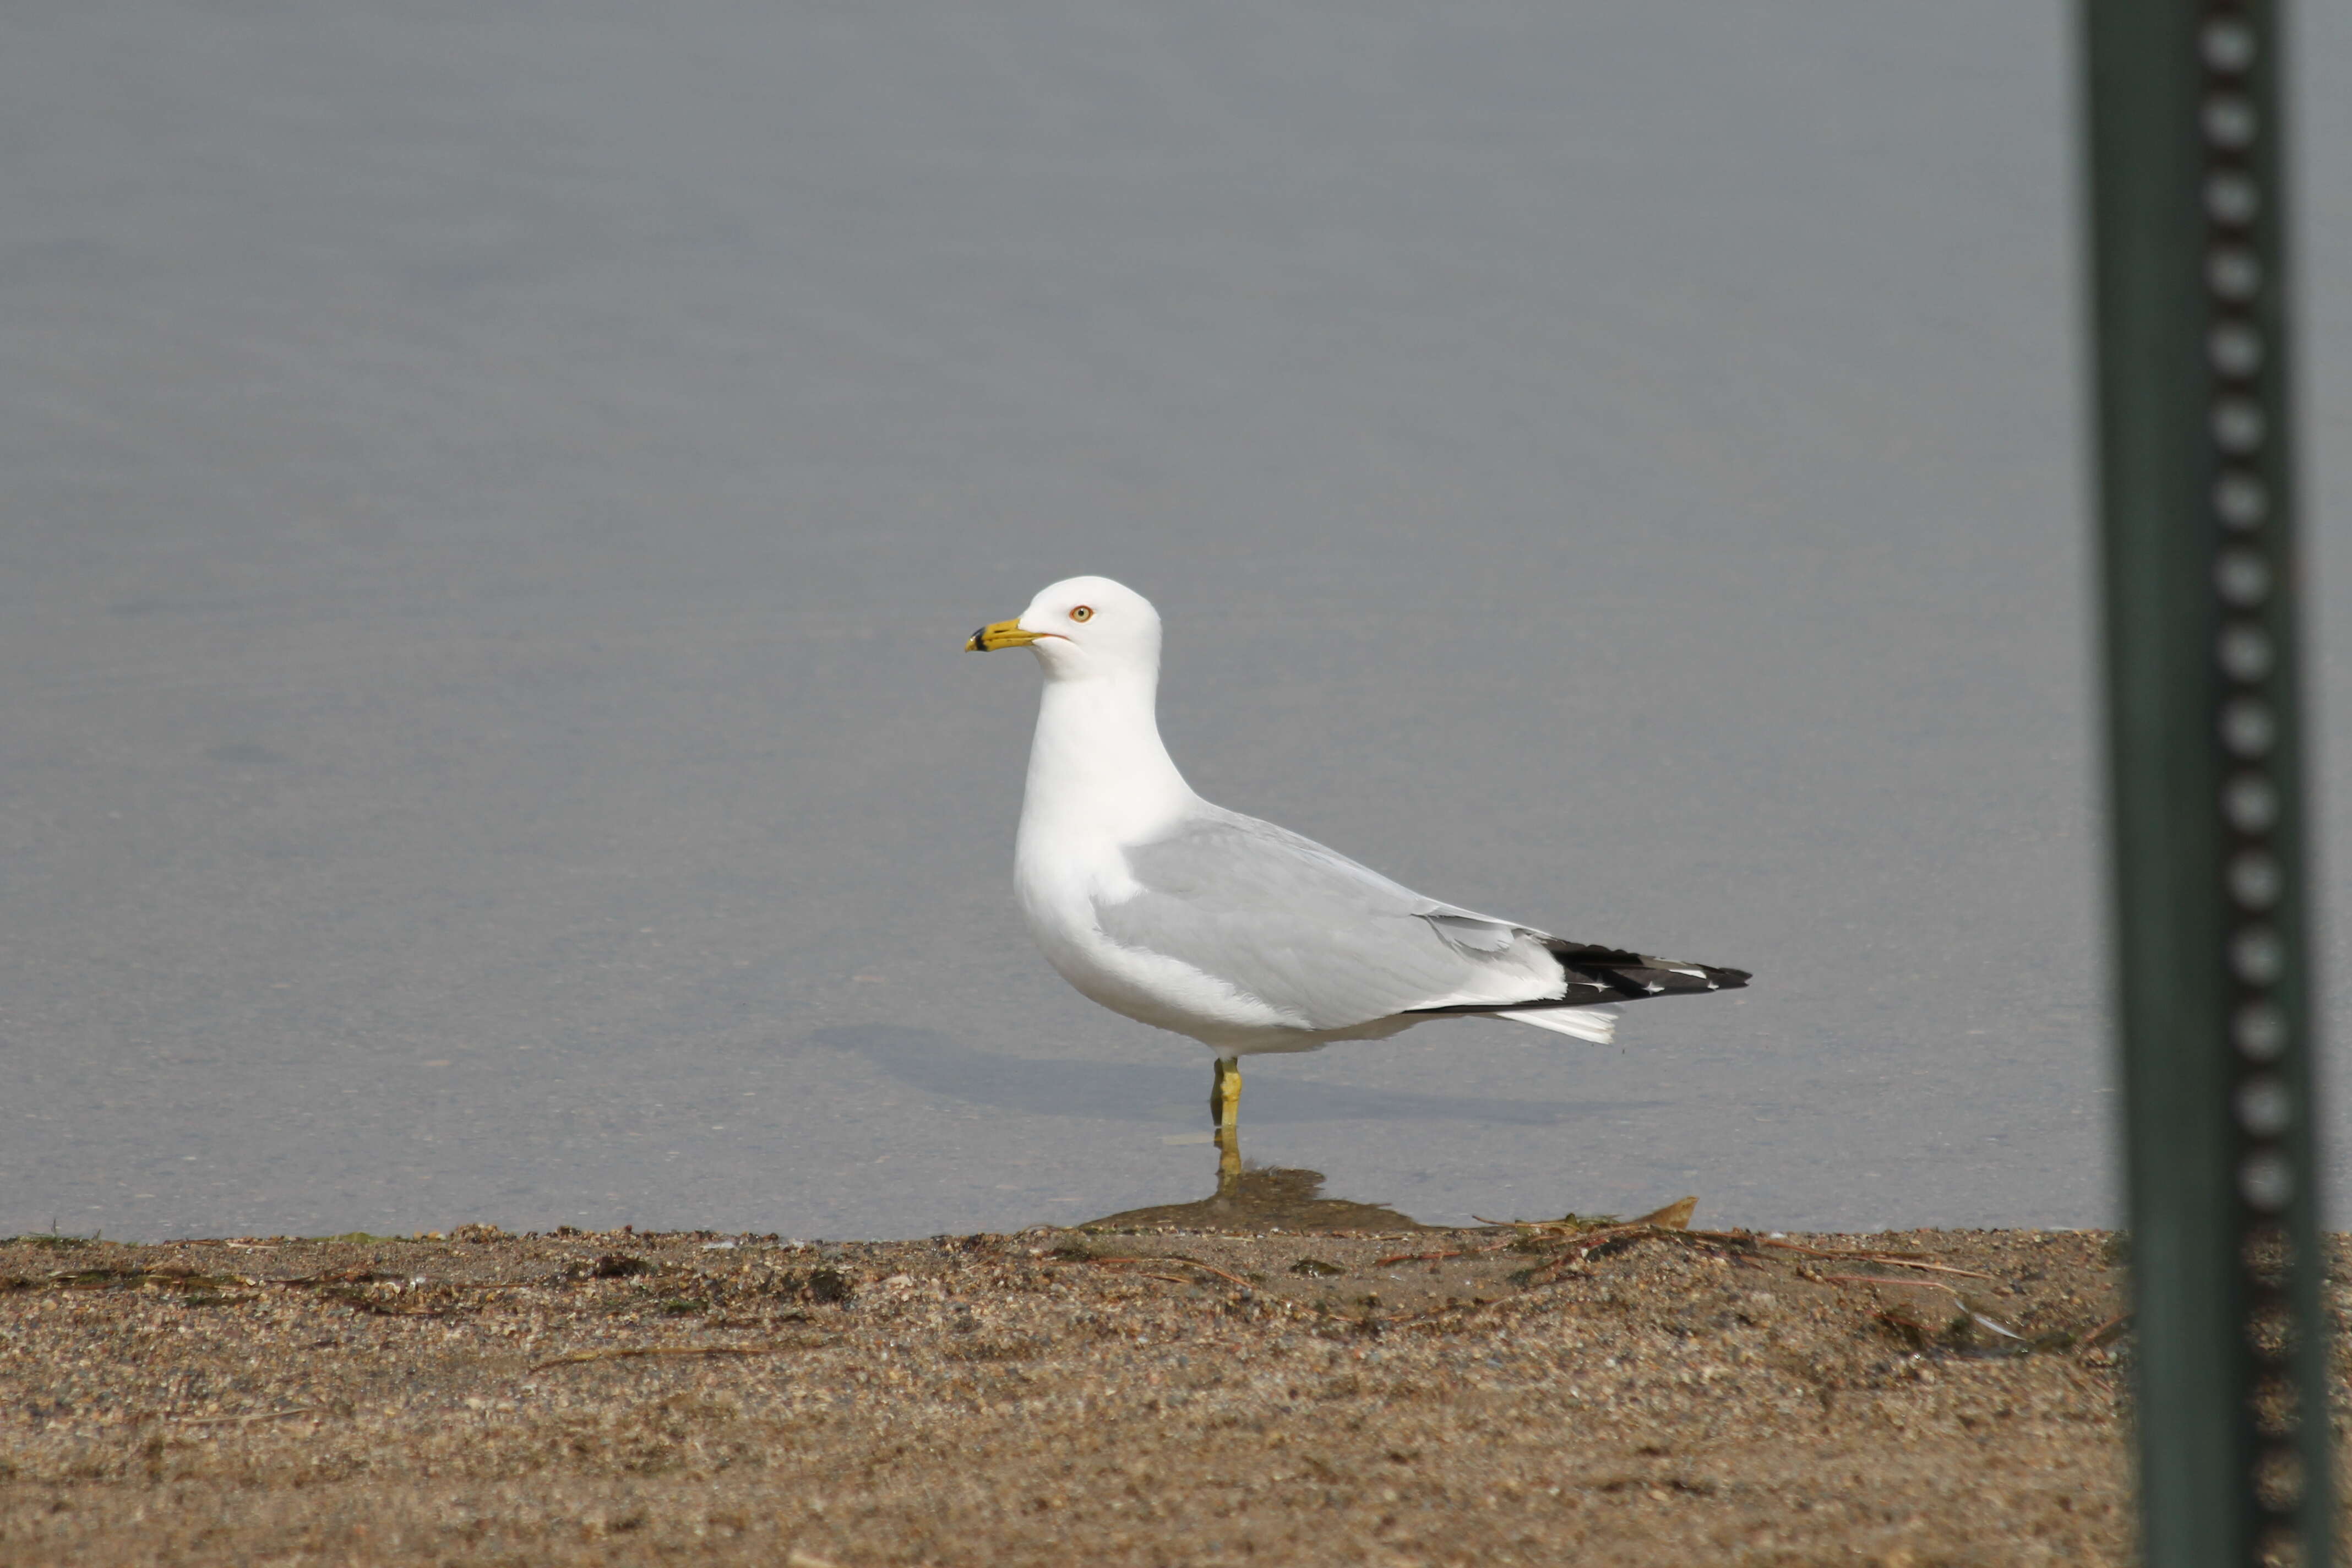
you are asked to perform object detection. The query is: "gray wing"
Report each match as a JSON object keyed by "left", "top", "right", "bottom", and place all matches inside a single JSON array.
[{"left": 1093, "top": 806, "right": 1563, "bottom": 1029}]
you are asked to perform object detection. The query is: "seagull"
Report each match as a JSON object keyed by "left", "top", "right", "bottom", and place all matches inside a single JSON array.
[{"left": 966, "top": 575, "right": 1749, "bottom": 1156}]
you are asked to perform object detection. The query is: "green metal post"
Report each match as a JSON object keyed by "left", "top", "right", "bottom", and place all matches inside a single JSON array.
[{"left": 2082, "top": 2, "right": 2329, "bottom": 1562}]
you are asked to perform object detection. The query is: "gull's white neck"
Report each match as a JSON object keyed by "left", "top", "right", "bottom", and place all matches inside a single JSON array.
[{"left": 1019, "top": 664, "right": 1196, "bottom": 851}]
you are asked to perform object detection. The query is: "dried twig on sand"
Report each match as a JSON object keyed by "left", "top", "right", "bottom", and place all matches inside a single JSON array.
[
  {"left": 1075, "top": 1255, "right": 1256, "bottom": 1291},
  {"left": 1755, "top": 1238, "right": 1995, "bottom": 1279},
  {"left": 1433, "top": 1196, "right": 2003, "bottom": 1298},
  {"left": 1372, "top": 1237, "right": 1528, "bottom": 1266},
  {"left": 2079, "top": 1313, "right": 2134, "bottom": 1349}
]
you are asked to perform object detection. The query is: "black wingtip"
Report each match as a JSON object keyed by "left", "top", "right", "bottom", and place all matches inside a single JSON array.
[
  {"left": 1404, "top": 949, "right": 1752, "bottom": 1020},
  {"left": 1541, "top": 939, "right": 1752, "bottom": 1005}
]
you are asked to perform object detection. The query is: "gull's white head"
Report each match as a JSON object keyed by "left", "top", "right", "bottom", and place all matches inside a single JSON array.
[{"left": 966, "top": 575, "right": 1161, "bottom": 682}]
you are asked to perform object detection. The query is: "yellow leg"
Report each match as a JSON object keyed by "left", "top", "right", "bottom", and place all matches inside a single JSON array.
[
  {"left": 1210, "top": 1056, "right": 1241, "bottom": 1130},
  {"left": 1210, "top": 1057, "right": 1243, "bottom": 1193},
  {"left": 1215, "top": 1124, "right": 1242, "bottom": 1192}
]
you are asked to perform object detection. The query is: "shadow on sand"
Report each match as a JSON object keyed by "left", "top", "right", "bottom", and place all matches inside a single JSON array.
[{"left": 1077, "top": 1149, "right": 1432, "bottom": 1233}]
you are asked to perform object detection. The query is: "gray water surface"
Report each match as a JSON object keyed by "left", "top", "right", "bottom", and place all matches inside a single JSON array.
[{"left": 6, "top": 3, "right": 2349, "bottom": 1240}]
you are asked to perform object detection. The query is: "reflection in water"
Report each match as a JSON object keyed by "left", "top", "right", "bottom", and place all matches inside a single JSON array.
[
  {"left": 802, "top": 1026, "right": 1645, "bottom": 1233},
  {"left": 1080, "top": 1125, "right": 1430, "bottom": 1233},
  {"left": 803, "top": 1026, "right": 1629, "bottom": 1126}
]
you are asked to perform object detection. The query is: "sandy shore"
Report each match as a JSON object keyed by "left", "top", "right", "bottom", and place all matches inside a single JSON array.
[{"left": 0, "top": 1182, "right": 2277, "bottom": 1566}]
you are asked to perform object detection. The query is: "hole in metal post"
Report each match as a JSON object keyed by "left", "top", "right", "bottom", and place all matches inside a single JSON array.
[
  {"left": 2236, "top": 1075, "right": 2291, "bottom": 1137},
  {"left": 2235, "top": 1001, "right": 2287, "bottom": 1062},
  {"left": 2228, "top": 848, "right": 2283, "bottom": 909},
  {"left": 2253, "top": 1443, "right": 2306, "bottom": 1511},
  {"left": 2242, "top": 1222, "right": 2291, "bottom": 1273},
  {"left": 2256, "top": 1521, "right": 2308, "bottom": 1568},
  {"left": 2208, "top": 247, "right": 2263, "bottom": 302},
  {"left": 2223, "top": 772, "right": 2280, "bottom": 833},
  {"left": 2218, "top": 622, "right": 2274, "bottom": 682},
  {"left": 2204, "top": 170, "right": 2261, "bottom": 225},
  {"left": 2222, "top": 699, "right": 2277, "bottom": 758},
  {"left": 2209, "top": 322, "right": 2264, "bottom": 378},
  {"left": 2247, "top": 1297, "right": 2298, "bottom": 1359},
  {"left": 2250, "top": 1371, "right": 2301, "bottom": 1439},
  {"left": 2201, "top": 17, "right": 2258, "bottom": 73},
  {"left": 2217, "top": 549, "right": 2273, "bottom": 606},
  {"left": 2215, "top": 471, "right": 2269, "bottom": 529},
  {"left": 2202, "top": 94, "right": 2259, "bottom": 149},
  {"left": 2240, "top": 1151, "right": 2294, "bottom": 1213},
  {"left": 2213, "top": 398, "right": 2268, "bottom": 453},
  {"left": 2231, "top": 925, "right": 2285, "bottom": 984}
]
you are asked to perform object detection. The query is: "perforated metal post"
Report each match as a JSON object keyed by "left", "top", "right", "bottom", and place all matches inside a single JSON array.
[{"left": 2082, "top": 2, "right": 2330, "bottom": 1563}]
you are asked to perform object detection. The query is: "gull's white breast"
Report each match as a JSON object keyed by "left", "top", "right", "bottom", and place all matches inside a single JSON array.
[{"left": 1014, "top": 819, "right": 1303, "bottom": 1040}]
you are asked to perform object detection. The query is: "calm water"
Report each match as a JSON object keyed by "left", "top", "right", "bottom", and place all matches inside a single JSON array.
[{"left": 6, "top": 3, "right": 2350, "bottom": 1241}]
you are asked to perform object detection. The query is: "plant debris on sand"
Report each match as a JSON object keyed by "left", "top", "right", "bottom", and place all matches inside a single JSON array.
[{"left": 2, "top": 1199, "right": 2335, "bottom": 1566}]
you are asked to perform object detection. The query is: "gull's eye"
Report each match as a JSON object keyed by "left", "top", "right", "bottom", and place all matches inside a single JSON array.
[{"left": 1070, "top": 605, "right": 1093, "bottom": 622}]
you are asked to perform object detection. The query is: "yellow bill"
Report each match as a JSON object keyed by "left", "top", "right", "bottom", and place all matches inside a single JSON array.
[{"left": 966, "top": 618, "right": 1043, "bottom": 652}]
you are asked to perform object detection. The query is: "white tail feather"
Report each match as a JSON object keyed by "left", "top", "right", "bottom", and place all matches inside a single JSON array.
[{"left": 1495, "top": 1005, "right": 1619, "bottom": 1045}]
